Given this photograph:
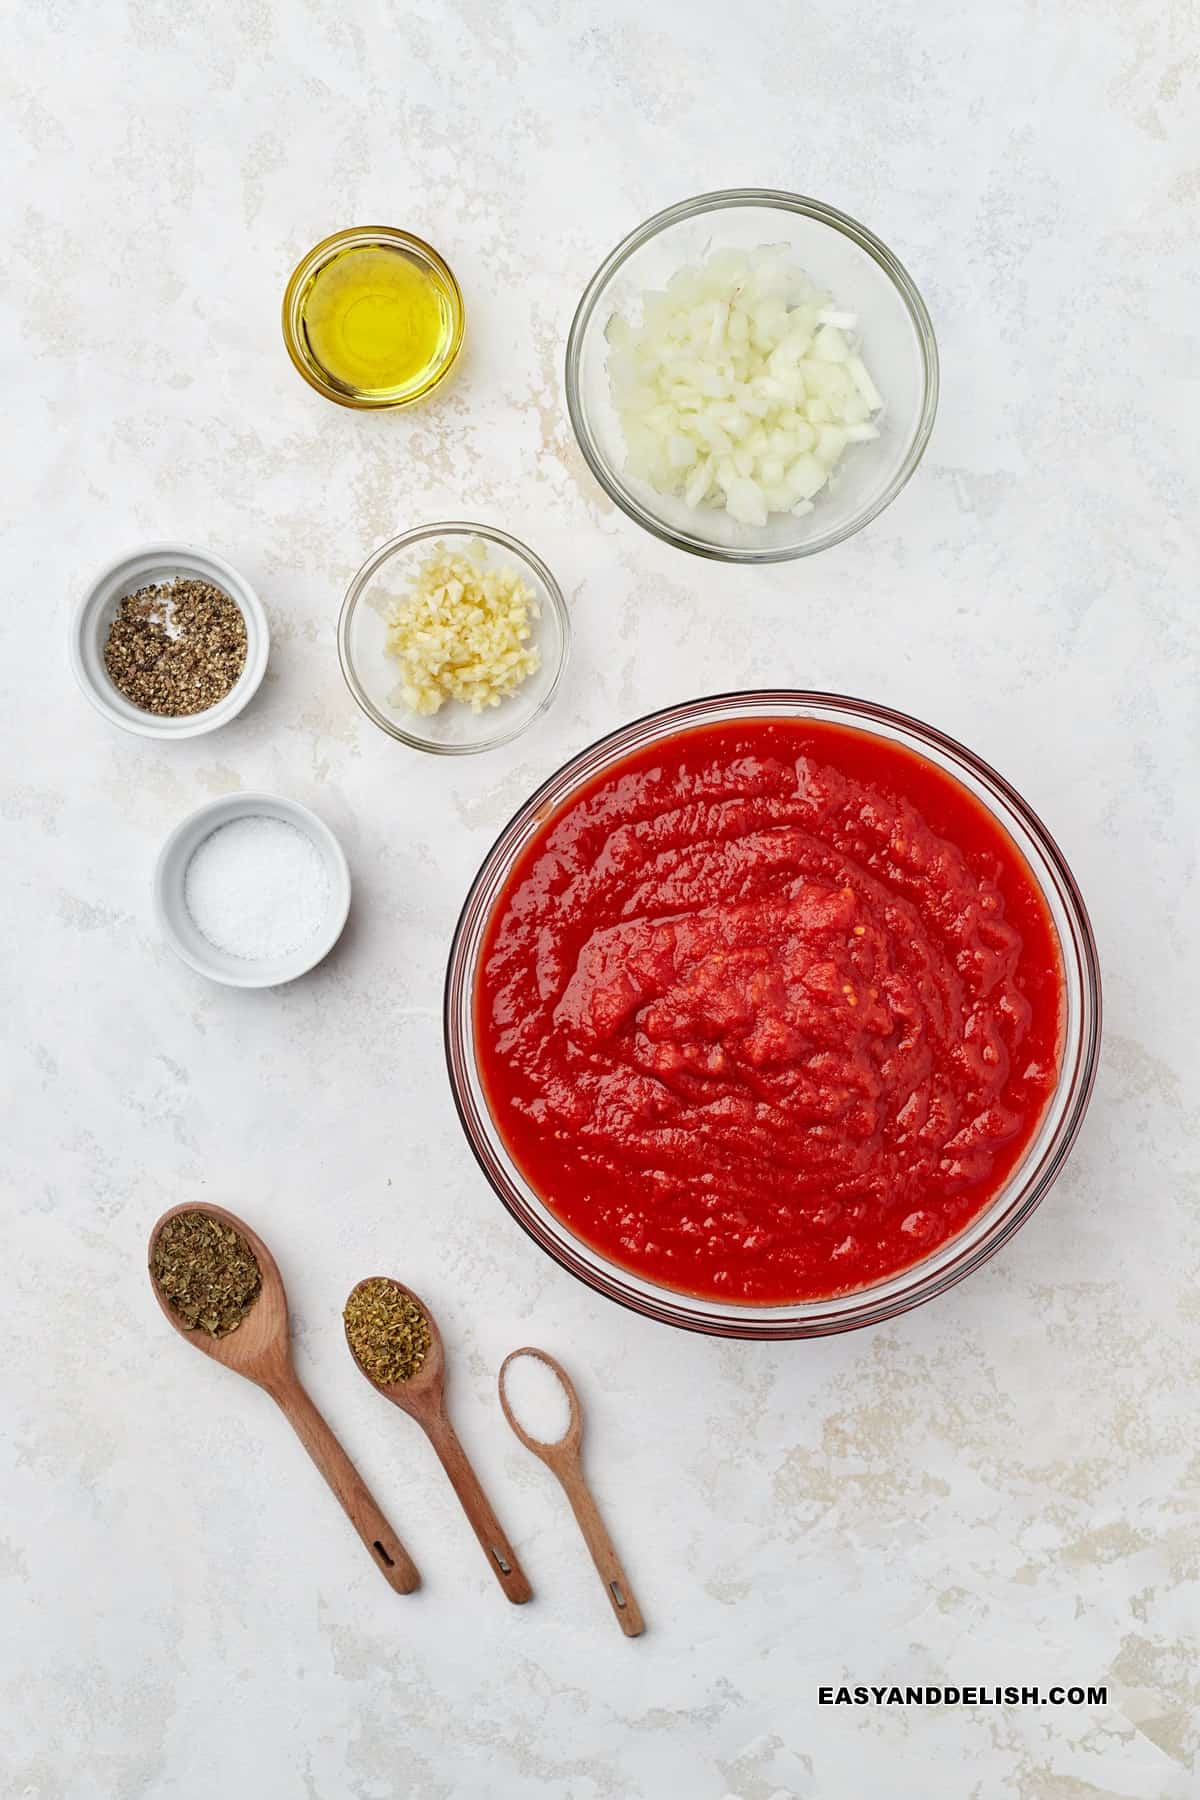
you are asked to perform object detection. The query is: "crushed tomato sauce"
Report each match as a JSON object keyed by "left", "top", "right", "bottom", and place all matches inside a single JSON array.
[{"left": 476, "top": 720, "right": 1064, "bottom": 1303}]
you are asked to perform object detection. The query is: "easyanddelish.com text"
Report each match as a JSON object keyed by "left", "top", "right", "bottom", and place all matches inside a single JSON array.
[{"left": 818, "top": 1684, "right": 1106, "bottom": 1707}]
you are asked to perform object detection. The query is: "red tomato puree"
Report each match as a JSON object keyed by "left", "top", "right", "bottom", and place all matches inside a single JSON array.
[{"left": 476, "top": 720, "right": 1064, "bottom": 1303}]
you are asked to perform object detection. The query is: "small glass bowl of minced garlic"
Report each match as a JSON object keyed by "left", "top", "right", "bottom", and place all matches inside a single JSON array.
[
  {"left": 338, "top": 522, "right": 570, "bottom": 754},
  {"left": 282, "top": 227, "right": 465, "bottom": 409}
]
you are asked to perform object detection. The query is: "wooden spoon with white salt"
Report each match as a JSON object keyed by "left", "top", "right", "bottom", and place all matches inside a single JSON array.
[{"left": 499, "top": 1347, "right": 644, "bottom": 1637}]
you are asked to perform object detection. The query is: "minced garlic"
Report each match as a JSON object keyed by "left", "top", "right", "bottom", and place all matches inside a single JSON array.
[{"left": 384, "top": 540, "right": 541, "bottom": 715}]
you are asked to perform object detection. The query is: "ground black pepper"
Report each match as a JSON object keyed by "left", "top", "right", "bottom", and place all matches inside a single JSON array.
[{"left": 104, "top": 578, "right": 247, "bottom": 716}]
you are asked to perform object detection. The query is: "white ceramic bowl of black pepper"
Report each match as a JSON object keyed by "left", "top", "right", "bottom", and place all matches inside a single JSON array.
[{"left": 70, "top": 542, "right": 269, "bottom": 738}]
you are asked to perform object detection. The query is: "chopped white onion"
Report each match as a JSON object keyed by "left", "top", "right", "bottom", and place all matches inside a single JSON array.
[
  {"left": 607, "top": 248, "right": 884, "bottom": 527},
  {"left": 847, "top": 355, "right": 883, "bottom": 413}
]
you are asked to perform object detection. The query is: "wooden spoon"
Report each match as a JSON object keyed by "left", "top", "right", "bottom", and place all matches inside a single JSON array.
[
  {"left": 499, "top": 1347, "right": 644, "bottom": 1637},
  {"left": 148, "top": 1204, "right": 419, "bottom": 1594},
  {"left": 344, "top": 1278, "right": 532, "bottom": 1605}
]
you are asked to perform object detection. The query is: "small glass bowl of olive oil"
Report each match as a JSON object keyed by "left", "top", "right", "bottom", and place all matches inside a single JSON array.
[{"left": 282, "top": 227, "right": 465, "bottom": 409}]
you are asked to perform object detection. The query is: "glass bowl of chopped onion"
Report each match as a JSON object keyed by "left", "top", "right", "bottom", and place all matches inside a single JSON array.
[
  {"left": 338, "top": 523, "right": 570, "bottom": 754},
  {"left": 565, "top": 190, "right": 938, "bottom": 562}
]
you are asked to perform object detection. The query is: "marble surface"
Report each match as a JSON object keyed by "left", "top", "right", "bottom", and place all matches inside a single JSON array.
[{"left": 3, "top": 2, "right": 1197, "bottom": 1795}]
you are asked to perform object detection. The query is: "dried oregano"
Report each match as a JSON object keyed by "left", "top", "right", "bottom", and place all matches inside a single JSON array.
[{"left": 344, "top": 1279, "right": 431, "bottom": 1383}]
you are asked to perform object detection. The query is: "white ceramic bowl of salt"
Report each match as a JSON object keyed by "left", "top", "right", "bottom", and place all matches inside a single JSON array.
[{"left": 154, "top": 793, "right": 351, "bottom": 988}]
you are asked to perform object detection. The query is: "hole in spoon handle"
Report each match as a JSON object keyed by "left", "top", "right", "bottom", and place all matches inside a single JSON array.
[
  {"left": 272, "top": 1379, "right": 420, "bottom": 1594},
  {"left": 425, "top": 1412, "right": 533, "bottom": 1603},
  {"left": 560, "top": 1466, "right": 645, "bottom": 1638}
]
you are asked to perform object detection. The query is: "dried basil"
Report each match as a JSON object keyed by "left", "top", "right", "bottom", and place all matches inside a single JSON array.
[{"left": 152, "top": 1211, "right": 261, "bottom": 1337}]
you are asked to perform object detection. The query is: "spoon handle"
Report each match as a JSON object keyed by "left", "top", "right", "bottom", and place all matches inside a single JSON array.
[
  {"left": 423, "top": 1412, "right": 532, "bottom": 1604},
  {"left": 553, "top": 1451, "right": 645, "bottom": 1637},
  {"left": 274, "top": 1377, "right": 420, "bottom": 1594}
]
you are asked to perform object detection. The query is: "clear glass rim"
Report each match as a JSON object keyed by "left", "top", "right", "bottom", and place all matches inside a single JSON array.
[
  {"left": 337, "top": 521, "right": 571, "bottom": 755},
  {"left": 564, "top": 188, "right": 940, "bottom": 564},
  {"left": 281, "top": 225, "right": 465, "bottom": 411},
  {"left": 444, "top": 690, "right": 1102, "bottom": 1338}
]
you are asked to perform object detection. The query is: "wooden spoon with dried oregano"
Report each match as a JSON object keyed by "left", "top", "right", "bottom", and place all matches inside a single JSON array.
[{"left": 343, "top": 1275, "right": 532, "bottom": 1604}]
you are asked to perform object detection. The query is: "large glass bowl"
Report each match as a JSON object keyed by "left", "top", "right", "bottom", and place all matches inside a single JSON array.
[
  {"left": 565, "top": 190, "right": 938, "bottom": 562},
  {"left": 445, "top": 693, "right": 1101, "bottom": 1339}
]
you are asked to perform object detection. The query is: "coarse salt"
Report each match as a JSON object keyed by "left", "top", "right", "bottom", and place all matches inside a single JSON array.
[
  {"left": 184, "top": 816, "right": 329, "bottom": 960},
  {"left": 502, "top": 1353, "right": 572, "bottom": 1444}
]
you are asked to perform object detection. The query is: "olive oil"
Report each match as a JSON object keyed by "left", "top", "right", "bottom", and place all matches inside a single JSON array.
[
  {"left": 284, "top": 229, "right": 464, "bottom": 408},
  {"left": 300, "top": 245, "right": 451, "bottom": 401}
]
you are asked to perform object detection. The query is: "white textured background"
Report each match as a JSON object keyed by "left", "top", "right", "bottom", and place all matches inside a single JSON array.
[{"left": 3, "top": 2, "right": 1197, "bottom": 1796}]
